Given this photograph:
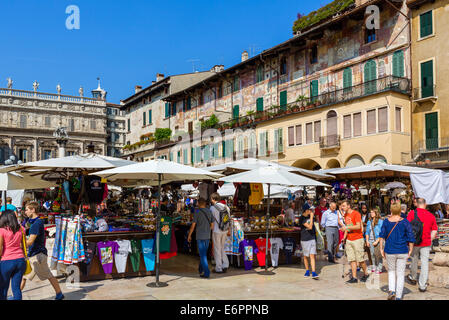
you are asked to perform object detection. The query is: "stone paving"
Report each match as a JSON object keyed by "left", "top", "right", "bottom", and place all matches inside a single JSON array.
[{"left": 16, "top": 253, "right": 449, "bottom": 300}]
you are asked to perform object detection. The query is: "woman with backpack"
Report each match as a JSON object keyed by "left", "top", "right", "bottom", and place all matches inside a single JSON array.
[
  {"left": 365, "top": 208, "right": 384, "bottom": 274},
  {"left": 0, "top": 210, "right": 27, "bottom": 300},
  {"left": 379, "top": 203, "right": 415, "bottom": 300}
]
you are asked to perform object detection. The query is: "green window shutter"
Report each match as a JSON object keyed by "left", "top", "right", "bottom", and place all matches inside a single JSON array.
[
  {"left": 214, "top": 143, "right": 219, "bottom": 159},
  {"left": 196, "top": 147, "right": 201, "bottom": 163},
  {"left": 256, "top": 97, "right": 264, "bottom": 112},
  {"left": 190, "top": 147, "right": 194, "bottom": 164},
  {"left": 364, "top": 60, "right": 377, "bottom": 94},
  {"left": 256, "top": 65, "right": 264, "bottom": 83},
  {"left": 233, "top": 105, "right": 239, "bottom": 119},
  {"left": 278, "top": 128, "right": 283, "bottom": 153},
  {"left": 233, "top": 76, "right": 239, "bottom": 92},
  {"left": 393, "top": 50, "right": 404, "bottom": 77},
  {"left": 127, "top": 119, "right": 130, "bottom": 131},
  {"left": 169, "top": 152, "right": 173, "bottom": 161},
  {"left": 421, "top": 60, "right": 434, "bottom": 98},
  {"left": 280, "top": 91, "right": 287, "bottom": 110},
  {"left": 310, "top": 80, "right": 318, "bottom": 102},
  {"left": 187, "top": 97, "right": 191, "bottom": 110},
  {"left": 274, "top": 129, "right": 279, "bottom": 153},
  {"left": 259, "top": 132, "right": 266, "bottom": 156},
  {"left": 143, "top": 112, "right": 146, "bottom": 126},
  {"left": 184, "top": 149, "right": 188, "bottom": 164},
  {"left": 420, "top": 11, "right": 433, "bottom": 38},
  {"left": 165, "top": 103, "right": 170, "bottom": 118},
  {"left": 177, "top": 150, "right": 181, "bottom": 163},
  {"left": 222, "top": 140, "right": 226, "bottom": 158},
  {"left": 172, "top": 102, "right": 177, "bottom": 116},
  {"left": 204, "top": 145, "right": 210, "bottom": 161},
  {"left": 425, "top": 112, "right": 438, "bottom": 150},
  {"left": 343, "top": 68, "right": 352, "bottom": 91},
  {"left": 149, "top": 110, "right": 152, "bottom": 124}
]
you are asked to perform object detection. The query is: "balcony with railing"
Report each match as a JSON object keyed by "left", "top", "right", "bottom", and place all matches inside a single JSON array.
[
  {"left": 412, "top": 137, "right": 449, "bottom": 163},
  {"left": 413, "top": 85, "right": 437, "bottom": 103},
  {"left": 320, "top": 135, "right": 341, "bottom": 150},
  {"left": 0, "top": 88, "right": 105, "bottom": 105},
  {"left": 209, "top": 76, "right": 410, "bottom": 131}
]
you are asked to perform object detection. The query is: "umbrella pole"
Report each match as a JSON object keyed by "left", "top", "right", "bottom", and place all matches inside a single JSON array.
[
  {"left": 147, "top": 173, "right": 168, "bottom": 288},
  {"left": 2, "top": 191, "right": 6, "bottom": 210}
]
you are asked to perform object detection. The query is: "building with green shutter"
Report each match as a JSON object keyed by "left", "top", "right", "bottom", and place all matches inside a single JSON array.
[{"left": 408, "top": 0, "right": 449, "bottom": 169}]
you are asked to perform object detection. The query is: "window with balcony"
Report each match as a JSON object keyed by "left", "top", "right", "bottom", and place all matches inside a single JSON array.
[
  {"left": 256, "top": 97, "right": 264, "bottom": 112},
  {"left": 343, "top": 68, "right": 352, "bottom": 93},
  {"left": 364, "top": 60, "right": 377, "bottom": 94},
  {"left": 280, "top": 91, "right": 287, "bottom": 111},
  {"left": 392, "top": 50, "right": 404, "bottom": 78},
  {"left": 310, "top": 80, "right": 318, "bottom": 103},
  {"left": 233, "top": 105, "right": 239, "bottom": 119},
  {"left": 420, "top": 60, "right": 434, "bottom": 98}
]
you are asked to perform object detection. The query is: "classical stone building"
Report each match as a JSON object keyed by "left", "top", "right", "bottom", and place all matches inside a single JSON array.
[
  {"left": 106, "top": 102, "right": 126, "bottom": 158},
  {"left": 0, "top": 80, "right": 110, "bottom": 164}
]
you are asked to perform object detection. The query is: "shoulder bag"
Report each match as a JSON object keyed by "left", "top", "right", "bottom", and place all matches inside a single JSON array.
[
  {"left": 21, "top": 228, "right": 33, "bottom": 275},
  {"left": 370, "top": 220, "right": 382, "bottom": 260}
]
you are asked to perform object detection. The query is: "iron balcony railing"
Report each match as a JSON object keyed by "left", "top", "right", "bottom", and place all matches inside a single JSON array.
[
  {"left": 412, "top": 137, "right": 449, "bottom": 162},
  {"left": 320, "top": 134, "right": 341, "bottom": 149},
  {"left": 213, "top": 76, "right": 410, "bottom": 131},
  {"left": 413, "top": 85, "right": 437, "bottom": 101}
]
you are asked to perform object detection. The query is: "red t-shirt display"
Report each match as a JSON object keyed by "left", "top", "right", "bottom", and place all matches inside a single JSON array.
[
  {"left": 407, "top": 208, "right": 438, "bottom": 247},
  {"left": 254, "top": 238, "right": 271, "bottom": 267}
]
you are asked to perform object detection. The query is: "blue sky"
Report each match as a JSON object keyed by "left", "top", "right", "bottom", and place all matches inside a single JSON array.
[{"left": 0, "top": 0, "right": 323, "bottom": 103}]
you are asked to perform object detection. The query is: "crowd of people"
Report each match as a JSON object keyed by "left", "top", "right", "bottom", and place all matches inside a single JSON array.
[{"left": 0, "top": 201, "right": 64, "bottom": 300}]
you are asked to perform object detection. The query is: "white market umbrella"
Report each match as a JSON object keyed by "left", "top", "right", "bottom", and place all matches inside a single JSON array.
[
  {"left": 0, "top": 172, "right": 56, "bottom": 205},
  {"left": 94, "top": 159, "right": 223, "bottom": 287},
  {"left": 216, "top": 182, "right": 302, "bottom": 199},
  {"left": 218, "top": 166, "right": 329, "bottom": 273},
  {"left": 205, "top": 158, "right": 333, "bottom": 180}
]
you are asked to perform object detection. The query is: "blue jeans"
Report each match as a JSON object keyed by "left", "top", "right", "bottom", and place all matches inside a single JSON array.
[
  {"left": 197, "top": 239, "right": 210, "bottom": 277},
  {"left": 0, "top": 258, "right": 26, "bottom": 300}
]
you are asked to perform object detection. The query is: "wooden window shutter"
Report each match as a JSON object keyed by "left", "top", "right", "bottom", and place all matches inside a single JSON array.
[
  {"left": 378, "top": 107, "right": 388, "bottom": 132},
  {"left": 395, "top": 107, "right": 402, "bottom": 132},
  {"left": 296, "top": 125, "right": 302, "bottom": 145},
  {"left": 393, "top": 50, "right": 404, "bottom": 77},
  {"left": 367, "top": 110, "right": 376, "bottom": 134},
  {"left": 280, "top": 91, "right": 287, "bottom": 110},
  {"left": 306, "top": 123, "right": 313, "bottom": 144},
  {"left": 288, "top": 126, "right": 294, "bottom": 146},
  {"left": 344, "top": 115, "right": 352, "bottom": 138},
  {"left": 149, "top": 110, "right": 152, "bottom": 124},
  {"left": 353, "top": 112, "right": 362, "bottom": 136},
  {"left": 256, "top": 97, "right": 264, "bottom": 112},
  {"left": 233, "top": 105, "right": 239, "bottom": 119},
  {"left": 343, "top": 68, "right": 352, "bottom": 90},
  {"left": 143, "top": 112, "right": 146, "bottom": 126},
  {"left": 420, "top": 11, "right": 433, "bottom": 38}
]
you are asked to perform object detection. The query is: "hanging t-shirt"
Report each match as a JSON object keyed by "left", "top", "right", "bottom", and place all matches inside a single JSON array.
[
  {"left": 114, "top": 240, "right": 132, "bottom": 274},
  {"left": 141, "top": 239, "right": 155, "bottom": 271},
  {"left": 249, "top": 183, "right": 264, "bottom": 205},
  {"left": 85, "top": 175, "right": 105, "bottom": 204},
  {"left": 159, "top": 216, "right": 173, "bottom": 252},
  {"left": 270, "top": 238, "right": 284, "bottom": 267},
  {"left": 80, "top": 241, "right": 96, "bottom": 276},
  {"left": 254, "top": 238, "right": 271, "bottom": 267},
  {"left": 69, "top": 177, "right": 82, "bottom": 204},
  {"left": 129, "top": 239, "right": 142, "bottom": 272},
  {"left": 283, "top": 238, "right": 296, "bottom": 264},
  {"left": 238, "top": 239, "right": 259, "bottom": 271},
  {"left": 238, "top": 184, "right": 251, "bottom": 202},
  {"left": 97, "top": 241, "right": 119, "bottom": 274}
]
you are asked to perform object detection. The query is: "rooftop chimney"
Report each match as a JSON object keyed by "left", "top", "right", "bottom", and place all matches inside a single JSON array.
[
  {"left": 241, "top": 51, "right": 249, "bottom": 62},
  {"left": 210, "top": 65, "right": 225, "bottom": 73},
  {"left": 355, "top": 0, "right": 371, "bottom": 7},
  {"left": 135, "top": 85, "right": 142, "bottom": 94},
  {"left": 156, "top": 73, "right": 165, "bottom": 82}
]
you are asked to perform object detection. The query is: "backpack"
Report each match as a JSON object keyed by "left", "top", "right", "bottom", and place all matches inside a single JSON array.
[
  {"left": 410, "top": 209, "right": 424, "bottom": 246},
  {"left": 213, "top": 204, "right": 231, "bottom": 232}
]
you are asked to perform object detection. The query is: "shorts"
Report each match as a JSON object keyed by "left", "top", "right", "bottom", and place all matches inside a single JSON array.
[
  {"left": 345, "top": 238, "right": 365, "bottom": 263},
  {"left": 24, "top": 253, "right": 54, "bottom": 281},
  {"left": 301, "top": 240, "right": 317, "bottom": 257}
]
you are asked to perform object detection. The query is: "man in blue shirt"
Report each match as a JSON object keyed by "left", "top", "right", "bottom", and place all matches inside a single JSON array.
[
  {"left": 320, "top": 201, "right": 339, "bottom": 263},
  {"left": 0, "top": 197, "right": 18, "bottom": 214},
  {"left": 20, "top": 201, "right": 64, "bottom": 300}
]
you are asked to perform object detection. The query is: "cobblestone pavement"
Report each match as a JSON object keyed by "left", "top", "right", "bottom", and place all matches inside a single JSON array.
[{"left": 16, "top": 253, "right": 449, "bottom": 300}]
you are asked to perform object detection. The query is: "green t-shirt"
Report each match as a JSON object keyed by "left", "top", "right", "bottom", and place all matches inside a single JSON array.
[{"left": 129, "top": 239, "right": 142, "bottom": 272}]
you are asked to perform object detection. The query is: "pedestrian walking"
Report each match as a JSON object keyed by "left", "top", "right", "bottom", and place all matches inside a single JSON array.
[
  {"left": 406, "top": 198, "right": 438, "bottom": 292},
  {"left": 340, "top": 200, "right": 369, "bottom": 284},
  {"left": 314, "top": 198, "right": 328, "bottom": 225},
  {"left": 0, "top": 210, "right": 27, "bottom": 300},
  {"left": 209, "top": 193, "right": 230, "bottom": 274},
  {"left": 299, "top": 209, "right": 318, "bottom": 279},
  {"left": 365, "top": 208, "right": 384, "bottom": 274},
  {"left": 320, "top": 202, "right": 339, "bottom": 263},
  {"left": 20, "top": 202, "right": 64, "bottom": 300},
  {"left": 379, "top": 203, "right": 415, "bottom": 300},
  {"left": 188, "top": 199, "right": 214, "bottom": 278}
]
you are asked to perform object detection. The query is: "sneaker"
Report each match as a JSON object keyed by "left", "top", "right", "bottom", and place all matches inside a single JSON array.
[
  {"left": 387, "top": 291, "right": 396, "bottom": 300},
  {"left": 55, "top": 292, "right": 65, "bottom": 300},
  {"left": 312, "top": 272, "right": 319, "bottom": 279},
  {"left": 212, "top": 269, "right": 224, "bottom": 274},
  {"left": 346, "top": 277, "right": 358, "bottom": 284},
  {"left": 407, "top": 274, "right": 417, "bottom": 285},
  {"left": 419, "top": 286, "right": 427, "bottom": 293},
  {"left": 376, "top": 270, "right": 382, "bottom": 275},
  {"left": 7, "top": 295, "right": 14, "bottom": 300},
  {"left": 360, "top": 274, "right": 369, "bottom": 282},
  {"left": 200, "top": 274, "right": 210, "bottom": 279},
  {"left": 223, "top": 268, "right": 228, "bottom": 273},
  {"left": 304, "top": 270, "right": 311, "bottom": 278}
]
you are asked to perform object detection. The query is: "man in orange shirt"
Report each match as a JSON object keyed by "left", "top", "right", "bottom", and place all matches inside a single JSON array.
[{"left": 340, "top": 200, "right": 369, "bottom": 284}]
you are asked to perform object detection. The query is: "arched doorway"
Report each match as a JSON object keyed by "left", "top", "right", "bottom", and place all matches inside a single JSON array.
[
  {"left": 326, "top": 159, "right": 341, "bottom": 169},
  {"left": 292, "top": 159, "right": 322, "bottom": 171},
  {"left": 371, "top": 155, "right": 387, "bottom": 164},
  {"left": 346, "top": 155, "right": 365, "bottom": 167}
]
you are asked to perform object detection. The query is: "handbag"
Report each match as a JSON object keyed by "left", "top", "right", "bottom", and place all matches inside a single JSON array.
[
  {"left": 21, "top": 229, "right": 33, "bottom": 275},
  {"left": 370, "top": 221, "right": 382, "bottom": 260}
]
